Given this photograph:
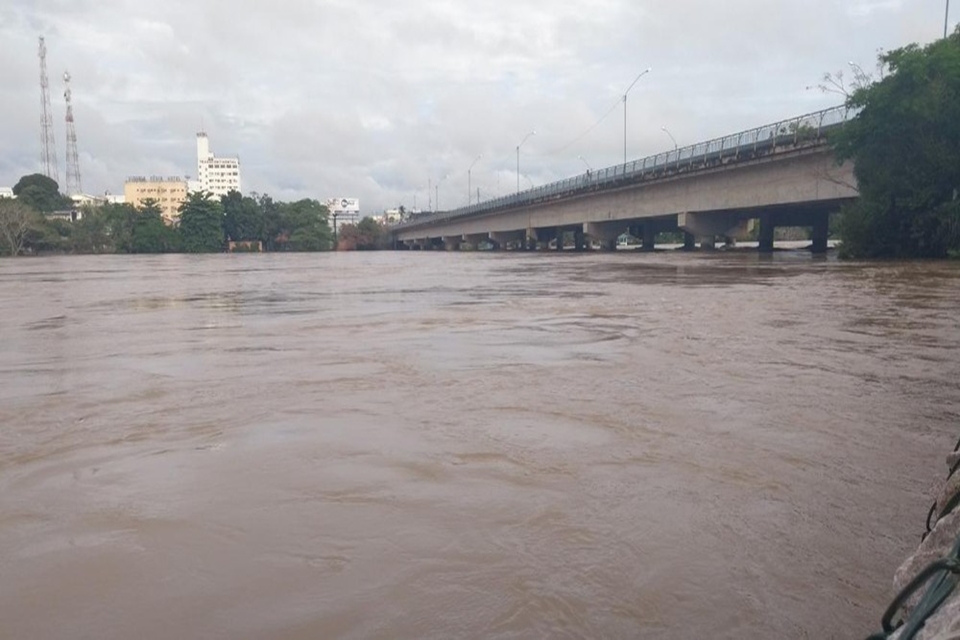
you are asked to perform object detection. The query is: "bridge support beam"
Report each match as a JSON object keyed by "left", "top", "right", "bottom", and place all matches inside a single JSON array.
[
  {"left": 810, "top": 211, "right": 829, "bottom": 254},
  {"left": 584, "top": 222, "right": 623, "bottom": 251},
  {"left": 758, "top": 214, "right": 775, "bottom": 253},
  {"left": 678, "top": 211, "right": 744, "bottom": 239},
  {"left": 463, "top": 233, "right": 487, "bottom": 250},
  {"left": 574, "top": 228, "right": 586, "bottom": 251},
  {"left": 642, "top": 225, "right": 656, "bottom": 252},
  {"left": 490, "top": 230, "right": 525, "bottom": 250}
]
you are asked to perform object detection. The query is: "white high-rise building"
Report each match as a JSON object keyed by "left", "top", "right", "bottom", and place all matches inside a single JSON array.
[{"left": 196, "top": 132, "right": 241, "bottom": 198}]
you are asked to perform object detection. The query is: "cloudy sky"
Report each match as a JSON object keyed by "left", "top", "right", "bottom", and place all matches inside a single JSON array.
[{"left": 0, "top": 0, "right": 951, "bottom": 213}]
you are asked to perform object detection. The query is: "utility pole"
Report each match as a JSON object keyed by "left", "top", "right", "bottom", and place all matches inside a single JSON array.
[{"left": 38, "top": 37, "right": 59, "bottom": 184}]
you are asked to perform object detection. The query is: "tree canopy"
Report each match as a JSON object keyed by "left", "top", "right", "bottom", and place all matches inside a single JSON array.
[
  {"left": 832, "top": 28, "right": 960, "bottom": 258},
  {"left": 13, "top": 173, "right": 73, "bottom": 213},
  {"left": 4, "top": 172, "right": 338, "bottom": 255},
  {"left": 178, "top": 192, "right": 225, "bottom": 253}
]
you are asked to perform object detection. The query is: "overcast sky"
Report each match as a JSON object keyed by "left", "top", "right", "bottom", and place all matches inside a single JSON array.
[{"left": 0, "top": 0, "right": 952, "bottom": 213}]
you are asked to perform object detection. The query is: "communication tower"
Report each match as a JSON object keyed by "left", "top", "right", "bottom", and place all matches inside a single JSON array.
[
  {"left": 63, "top": 71, "right": 81, "bottom": 195},
  {"left": 38, "top": 36, "right": 59, "bottom": 184}
]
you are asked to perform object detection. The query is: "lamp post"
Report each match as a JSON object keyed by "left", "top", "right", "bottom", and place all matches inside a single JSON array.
[
  {"left": 946, "top": 0, "right": 951, "bottom": 38},
  {"left": 516, "top": 130, "right": 536, "bottom": 194},
  {"left": 661, "top": 126, "right": 677, "bottom": 151},
  {"left": 577, "top": 154, "right": 592, "bottom": 172},
  {"left": 332, "top": 211, "right": 340, "bottom": 249},
  {"left": 467, "top": 154, "right": 482, "bottom": 205},
  {"left": 623, "top": 67, "right": 652, "bottom": 165}
]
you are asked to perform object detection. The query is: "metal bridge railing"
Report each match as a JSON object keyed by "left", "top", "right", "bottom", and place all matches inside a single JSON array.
[{"left": 393, "top": 104, "right": 853, "bottom": 232}]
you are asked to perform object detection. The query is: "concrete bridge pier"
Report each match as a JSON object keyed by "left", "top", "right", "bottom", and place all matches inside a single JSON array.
[
  {"left": 584, "top": 222, "right": 623, "bottom": 251},
  {"left": 574, "top": 228, "right": 586, "bottom": 251},
  {"left": 810, "top": 211, "right": 829, "bottom": 254},
  {"left": 523, "top": 228, "right": 541, "bottom": 251},
  {"left": 758, "top": 214, "right": 775, "bottom": 253},
  {"left": 491, "top": 230, "right": 524, "bottom": 250},
  {"left": 683, "top": 232, "right": 696, "bottom": 251},
  {"left": 642, "top": 225, "right": 656, "bottom": 251},
  {"left": 679, "top": 211, "right": 744, "bottom": 251},
  {"left": 462, "top": 233, "right": 487, "bottom": 250},
  {"left": 442, "top": 236, "right": 461, "bottom": 251}
]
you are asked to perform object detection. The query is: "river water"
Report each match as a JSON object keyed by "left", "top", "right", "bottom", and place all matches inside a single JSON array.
[{"left": 1, "top": 250, "right": 958, "bottom": 639}]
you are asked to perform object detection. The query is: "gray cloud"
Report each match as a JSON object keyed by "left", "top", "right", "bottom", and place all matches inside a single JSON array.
[{"left": 0, "top": 0, "right": 951, "bottom": 212}]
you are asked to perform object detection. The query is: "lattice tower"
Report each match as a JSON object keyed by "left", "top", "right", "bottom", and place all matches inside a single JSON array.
[
  {"left": 63, "top": 71, "right": 81, "bottom": 195},
  {"left": 38, "top": 36, "right": 59, "bottom": 184}
]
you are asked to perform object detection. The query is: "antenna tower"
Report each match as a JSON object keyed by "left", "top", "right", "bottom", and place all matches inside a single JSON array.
[
  {"left": 38, "top": 36, "right": 59, "bottom": 184},
  {"left": 63, "top": 71, "right": 81, "bottom": 195}
]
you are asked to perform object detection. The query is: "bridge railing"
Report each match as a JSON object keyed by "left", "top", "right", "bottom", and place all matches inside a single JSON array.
[{"left": 394, "top": 104, "right": 852, "bottom": 232}]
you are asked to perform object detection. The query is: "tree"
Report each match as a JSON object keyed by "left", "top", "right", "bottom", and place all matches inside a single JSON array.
[
  {"left": 831, "top": 29, "right": 960, "bottom": 258},
  {"left": 12, "top": 173, "right": 72, "bottom": 213},
  {"left": 222, "top": 190, "right": 264, "bottom": 242},
  {"left": 70, "top": 206, "right": 115, "bottom": 253},
  {"left": 0, "top": 200, "right": 40, "bottom": 255},
  {"left": 132, "top": 200, "right": 180, "bottom": 253},
  {"left": 178, "top": 192, "right": 225, "bottom": 253},
  {"left": 276, "top": 199, "right": 332, "bottom": 251},
  {"left": 337, "top": 217, "right": 388, "bottom": 250}
]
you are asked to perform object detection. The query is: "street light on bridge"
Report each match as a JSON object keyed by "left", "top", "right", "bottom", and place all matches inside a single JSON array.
[
  {"left": 467, "top": 154, "right": 482, "bottom": 206},
  {"left": 577, "top": 154, "right": 592, "bottom": 172},
  {"left": 623, "top": 67, "right": 652, "bottom": 165},
  {"left": 516, "top": 130, "right": 536, "bottom": 195},
  {"left": 661, "top": 126, "right": 678, "bottom": 151}
]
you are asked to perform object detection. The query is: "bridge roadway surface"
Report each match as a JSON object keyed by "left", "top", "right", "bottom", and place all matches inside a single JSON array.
[{"left": 392, "top": 105, "right": 859, "bottom": 253}]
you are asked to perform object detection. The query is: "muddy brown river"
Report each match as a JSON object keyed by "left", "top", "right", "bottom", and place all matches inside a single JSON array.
[{"left": 1, "top": 251, "right": 958, "bottom": 639}]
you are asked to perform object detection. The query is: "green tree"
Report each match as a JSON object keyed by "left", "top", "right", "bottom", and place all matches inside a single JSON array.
[
  {"left": 132, "top": 200, "right": 180, "bottom": 253},
  {"left": 222, "top": 190, "right": 264, "bottom": 242},
  {"left": 832, "top": 29, "right": 960, "bottom": 258},
  {"left": 70, "top": 206, "right": 115, "bottom": 253},
  {"left": 178, "top": 192, "right": 225, "bottom": 253},
  {"left": 99, "top": 202, "right": 139, "bottom": 253},
  {"left": 255, "top": 193, "right": 284, "bottom": 251},
  {"left": 276, "top": 199, "right": 332, "bottom": 251},
  {"left": 12, "top": 174, "right": 72, "bottom": 213}
]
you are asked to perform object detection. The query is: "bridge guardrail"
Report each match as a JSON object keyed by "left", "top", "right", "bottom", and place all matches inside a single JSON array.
[{"left": 393, "top": 104, "right": 853, "bottom": 232}]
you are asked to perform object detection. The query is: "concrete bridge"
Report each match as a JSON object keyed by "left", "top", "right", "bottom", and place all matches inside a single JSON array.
[{"left": 392, "top": 105, "right": 859, "bottom": 253}]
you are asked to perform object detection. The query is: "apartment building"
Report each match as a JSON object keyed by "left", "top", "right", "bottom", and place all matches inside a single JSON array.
[{"left": 124, "top": 176, "right": 188, "bottom": 223}]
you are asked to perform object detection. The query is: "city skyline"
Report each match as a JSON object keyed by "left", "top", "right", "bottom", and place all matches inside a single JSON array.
[{"left": 0, "top": 0, "right": 953, "bottom": 212}]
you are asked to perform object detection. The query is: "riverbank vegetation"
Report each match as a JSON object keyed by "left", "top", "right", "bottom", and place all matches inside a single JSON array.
[
  {"left": 832, "top": 28, "right": 960, "bottom": 258},
  {"left": 0, "top": 177, "right": 336, "bottom": 255}
]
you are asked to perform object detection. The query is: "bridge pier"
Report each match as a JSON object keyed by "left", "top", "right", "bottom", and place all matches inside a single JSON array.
[
  {"left": 642, "top": 226, "right": 656, "bottom": 252},
  {"left": 463, "top": 233, "right": 487, "bottom": 250},
  {"left": 810, "top": 211, "right": 829, "bottom": 254},
  {"left": 584, "top": 222, "right": 623, "bottom": 251},
  {"left": 574, "top": 228, "right": 586, "bottom": 251},
  {"left": 683, "top": 232, "right": 696, "bottom": 251},
  {"left": 758, "top": 214, "right": 775, "bottom": 253},
  {"left": 491, "top": 230, "right": 524, "bottom": 250},
  {"left": 442, "top": 236, "right": 461, "bottom": 251},
  {"left": 678, "top": 211, "right": 744, "bottom": 251}
]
